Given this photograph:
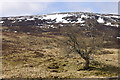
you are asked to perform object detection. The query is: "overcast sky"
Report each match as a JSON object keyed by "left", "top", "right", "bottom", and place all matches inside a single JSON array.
[{"left": 0, "top": 1, "right": 119, "bottom": 17}]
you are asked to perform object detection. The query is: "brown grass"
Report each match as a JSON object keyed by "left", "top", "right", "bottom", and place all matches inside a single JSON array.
[{"left": 2, "top": 31, "right": 119, "bottom": 78}]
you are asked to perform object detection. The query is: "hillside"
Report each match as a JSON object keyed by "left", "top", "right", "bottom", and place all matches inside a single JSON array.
[
  {"left": 1, "top": 12, "right": 120, "bottom": 40},
  {"left": 1, "top": 12, "right": 120, "bottom": 27},
  {"left": 1, "top": 12, "right": 120, "bottom": 79},
  {"left": 2, "top": 30, "right": 119, "bottom": 78}
]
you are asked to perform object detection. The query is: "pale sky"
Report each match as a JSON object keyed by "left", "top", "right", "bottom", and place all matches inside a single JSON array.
[{"left": 0, "top": 1, "right": 119, "bottom": 17}]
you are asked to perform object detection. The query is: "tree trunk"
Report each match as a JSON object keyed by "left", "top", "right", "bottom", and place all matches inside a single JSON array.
[
  {"left": 77, "top": 50, "right": 90, "bottom": 70},
  {"left": 83, "top": 59, "right": 90, "bottom": 70}
]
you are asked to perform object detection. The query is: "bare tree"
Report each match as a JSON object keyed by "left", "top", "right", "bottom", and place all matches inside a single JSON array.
[{"left": 60, "top": 19, "right": 104, "bottom": 70}]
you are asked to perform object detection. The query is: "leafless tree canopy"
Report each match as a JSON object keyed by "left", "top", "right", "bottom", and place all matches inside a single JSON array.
[{"left": 60, "top": 19, "right": 105, "bottom": 69}]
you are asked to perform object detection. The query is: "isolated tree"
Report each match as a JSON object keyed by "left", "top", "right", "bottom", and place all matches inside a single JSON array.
[{"left": 60, "top": 19, "right": 104, "bottom": 70}]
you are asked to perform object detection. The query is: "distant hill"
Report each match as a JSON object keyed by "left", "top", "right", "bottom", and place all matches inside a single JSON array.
[
  {"left": 1, "top": 12, "right": 120, "bottom": 41},
  {"left": 1, "top": 12, "right": 120, "bottom": 27}
]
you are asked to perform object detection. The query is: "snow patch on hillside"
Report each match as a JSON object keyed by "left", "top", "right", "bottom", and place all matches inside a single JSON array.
[
  {"left": 105, "top": 22, "right": 119, "bottom": 27},
  {"left": 27, "top": 18, "right": 35, "bottom": 21},
  {"left": 81, "top": 14, "right": 89, "bottom": 18},
  {"left": 97, "top": 17, "right": 104, "bottom": 23},
  {"left": 77, "top": 18, "right": 85, "bottom": 23},
  {"left": 43, "top": 14, "right": 72, "bottom": 23},
  {"left": 1, "top": 12, "right": 120, "bottom": 27},
  {"left": 0, "top": 21, "right": 4, "bottom": 23}
]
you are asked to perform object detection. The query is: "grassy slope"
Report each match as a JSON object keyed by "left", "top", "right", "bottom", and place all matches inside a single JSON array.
[{"left": 2, "top": 31, "right": 119, "bottom": 78}]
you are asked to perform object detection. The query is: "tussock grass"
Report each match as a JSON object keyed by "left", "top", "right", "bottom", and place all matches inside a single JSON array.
[{"left": 2, "top": 32, "right": 119, "bottom": 78}]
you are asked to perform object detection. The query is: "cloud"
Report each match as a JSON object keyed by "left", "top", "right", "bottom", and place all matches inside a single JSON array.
[
  {"left": 1, "top": 2, "right": 49, "bottom": 17},
  {"left": 0, "top": 1, "right": 118, "bottom": 17}
]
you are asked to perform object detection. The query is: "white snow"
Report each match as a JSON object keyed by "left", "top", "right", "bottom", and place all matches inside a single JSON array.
[
  {"left": 42, "top": 14, "right": 72, "bottom": 23},
  {"left": 77, "top": 18, "right": 85, "bottom": 23},
  {"left": 38, "top": 17, "right": 42, "bottom": 19},
  {"left": 71, "top": 21, "right": 77, "bottom": 23},
  {"left": 116, "top": 37, "right": 120, "bottom": 39},
  {"left": 27, "top": 18, "right": 35, "bottom": 21},
  {"left": 59, "top": 24, "right": 64, "bottom": 27},
  {"left": 39, "top": 26, "right": 44, "bottom": 28},
  {"left": 8, "top": 17, "right": 15, "bottom": 20},
  {"left": 12, "top": 21, "right": 16, "bottom": 23},
  {"left": 50, "top": 25, "right": 57, "bottom": 28},
  {"left": 105, "top": 15, "right": 119, "bottom": 19},
  {"left": 17, "top": 17, "right": 25, "bottom": 20},
  {"left": 97, "top": 17, "right": 104, "bottom": 23},
  {"left": 27, "top": 32, "right": 30, "bottom": 34},
  {"left": 1, "top": 12, "right": 119, "bottom": 28},
  {"left": 38, "top": 24, "right": 41, "bottom": 26},
  {"left": 62, "top": 20, "right": 69, "bottom": 23},
  {"left": 18, "top": 20, "right": 22, "bottom": 22},
  {"left": 42, "top": 14, "right": 88, "bottom": 23},
  {"left": 14, "top": 31, "right": 17, "bottom": 33},
  {"left": 111, "top": 15, "right": 119, "bottom": 18},
  {"left": 105, "top": 22, "right": 112, "bottom": 26},
  {"left": 104, "top": 16, "right": 110, "bottom": 18},
  {"left": 80, "top": 24, "right": 85, "bottom": 26},
  {"left": 81, "top": 14, "right": 89, "bottom": 18},
  {"left": 113, "top": 24, "right": 119, "bottom": 27},
  {"left": 0, "top": 21, "right": 4, "bottom": 23},
  {"left": 105, "top": 22, "right": 119, "bottom": 27}
]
